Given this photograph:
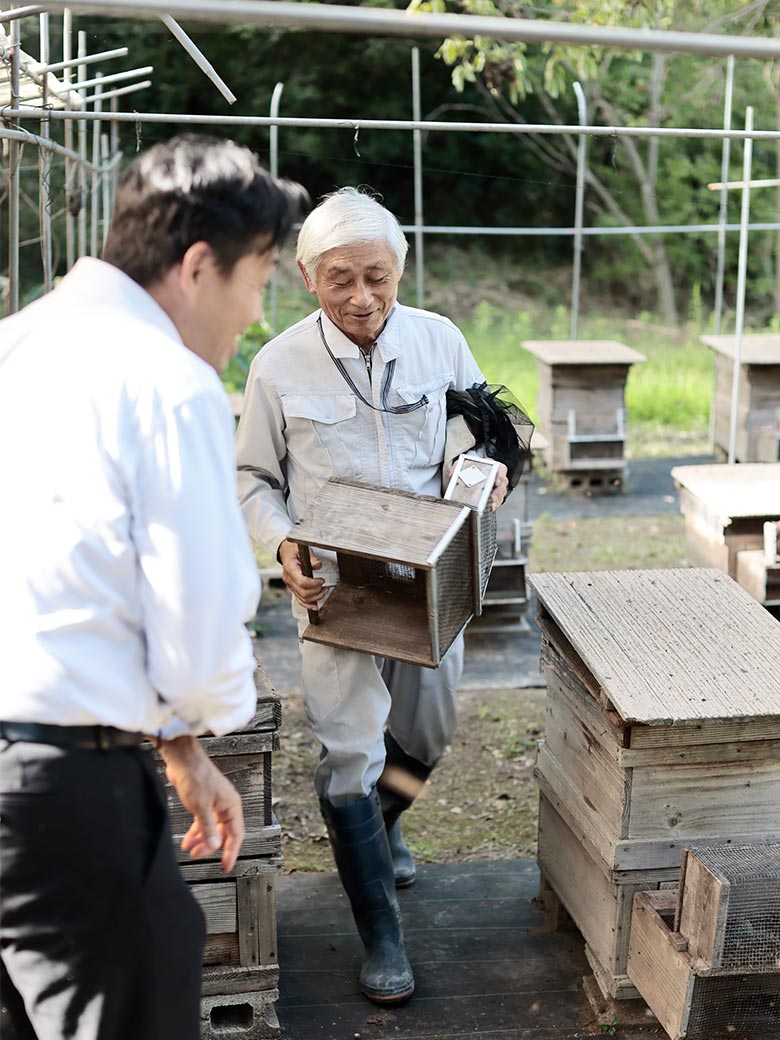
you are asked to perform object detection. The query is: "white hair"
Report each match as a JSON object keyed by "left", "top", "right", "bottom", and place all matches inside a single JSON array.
[{"left": 296, "top": 187, "right": 408, "bottom": 278}]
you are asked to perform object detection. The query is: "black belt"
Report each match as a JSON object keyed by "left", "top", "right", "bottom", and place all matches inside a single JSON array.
[{"left": 0, "top": 721, "right": 144, "bottom": 750}]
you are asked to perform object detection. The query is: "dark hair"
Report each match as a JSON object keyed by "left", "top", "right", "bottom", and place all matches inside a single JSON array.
[{"left": 102, "top": 134, "right": 306, "bottom": 287}]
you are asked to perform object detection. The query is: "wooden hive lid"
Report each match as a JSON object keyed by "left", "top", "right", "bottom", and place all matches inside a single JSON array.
[
  {"left": 288, "top": 479, "right": 470, "bottom": 568},
  {"left": 700, "top": 333, "right": 780, "bottom": 363},
  {"left": 521, "top": 339, "right": 646, "bottom": 366},
  {"left": 530, "top": 568, "right": 780, "bottom": 725},
  {"left": 671, "top": 463, "right": 780, "bottom": 522}
]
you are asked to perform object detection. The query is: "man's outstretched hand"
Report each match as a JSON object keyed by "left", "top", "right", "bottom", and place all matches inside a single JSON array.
[{"left": 159, "top": 735, "right": 245, "bottom": 873}]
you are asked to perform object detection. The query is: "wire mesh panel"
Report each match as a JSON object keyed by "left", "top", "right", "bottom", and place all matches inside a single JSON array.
[
  {"left": 684, "top": 973, "right": 780, "bottom": 1038},
  {"left": 433, "top": 521, "right": 474, "bottom": 658},
  {"left": 685, "top": 843, "right": 780, "bottom": 973}
]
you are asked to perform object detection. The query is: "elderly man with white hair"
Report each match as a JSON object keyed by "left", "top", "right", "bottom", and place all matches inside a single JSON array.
[{"left": 236, "top": 187, "right": 507, "bottom": 1005}]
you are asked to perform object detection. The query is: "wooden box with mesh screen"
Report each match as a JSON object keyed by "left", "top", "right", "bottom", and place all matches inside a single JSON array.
[
  {"left": 287, "top": 479, "right": 477, "bottom": 668},
  {"left": 627, "top": 843, "right": 780, "bottom": 1039}
]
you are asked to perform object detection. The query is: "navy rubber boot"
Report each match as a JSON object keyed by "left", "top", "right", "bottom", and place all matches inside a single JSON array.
[
  {"left": 377, "top": 732, "right": 434, "bottom": 889},
  {"left": 320, "top": 789, "right": 415, "bottom": 1004}
]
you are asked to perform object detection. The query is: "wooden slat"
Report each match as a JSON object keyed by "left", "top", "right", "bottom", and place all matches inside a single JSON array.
[
  {"left": 191, "top": 881, "right": 237, "bottom": 934},
  {"left": 240, "top": 874, "right": 279, "bottom": 968},
  {"left": 288, "top": 479, "right": 468, "bottom": 566},
  {"left": 530, "top": 569, "right": 780, "bottom": 724},
  {"left": 671, "top": 463, "right": 780, "bottom": 521},
  {"left": 627, "top": 892, "right": 695, "bottom": 1040},
  {"left": 165, "top": 752, "right": 272, "bottom": 836},
  {"left": 701, "top": 333, "right": 780, "bottom": 364},
  {"left": 675, "top": 849, "right": 730, "bottom": 971},
  {"left": 302, "top": 583, "right": 436, "bottom": 667},
  {"left": 201, "top": 964, "right": 278, "bottom": 996},
  {"left": 522, "top": 339, "right": 646, "bottom": 366},
  {"left": 627, "top": 758, "right": 780, "bottom": 841}
]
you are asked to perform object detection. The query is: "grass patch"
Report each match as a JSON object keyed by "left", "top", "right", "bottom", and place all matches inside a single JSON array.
[{"left": 529, "top": 513, "right": 687, "bottom": 574}]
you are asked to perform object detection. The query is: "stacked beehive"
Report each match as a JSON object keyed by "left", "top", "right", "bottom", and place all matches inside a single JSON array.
[
  {"left": 531, "top": 568, "right": 780, "bottom": 1003},
  {"left": 521, "top": 339, "right": 645, "bottom": 489},
  {"left": 156, "top": 662, "right": 282, "bottom": 1040},
  {"left": 700, "top": 334, "right": 780, "bottom": 462}
]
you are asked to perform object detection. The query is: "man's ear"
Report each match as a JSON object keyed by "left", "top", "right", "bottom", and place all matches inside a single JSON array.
[
  {"left": 297, "top": 260, "right": 317, "bottom": 295},
  {"left": 180, "top": 241, "right": 215, "bottom": 298}
]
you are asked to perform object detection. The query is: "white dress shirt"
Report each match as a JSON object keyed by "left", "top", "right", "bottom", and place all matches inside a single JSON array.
[
  {"left": 236, "top": 303, "right": 484, "bottom": 584},
  {"left": 0, "top": 259, "right": 259, "bottom": 738}
]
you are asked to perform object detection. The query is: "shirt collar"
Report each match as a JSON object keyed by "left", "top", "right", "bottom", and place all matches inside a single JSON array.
[
  {"left": 59, "top": 258, "right": 184, "bottom": 346},
  {"left": 318, "top": 304, "right": 403, "bottom": 362}
]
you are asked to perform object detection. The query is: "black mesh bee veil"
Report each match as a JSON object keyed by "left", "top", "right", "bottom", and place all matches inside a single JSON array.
[{"left": 445, "top": 382, "right": 534, "bottom": 492}]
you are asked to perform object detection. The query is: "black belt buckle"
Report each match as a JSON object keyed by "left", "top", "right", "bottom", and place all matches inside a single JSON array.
[{"left": 96, "top": 726, "right": 111, "bottom": 751}]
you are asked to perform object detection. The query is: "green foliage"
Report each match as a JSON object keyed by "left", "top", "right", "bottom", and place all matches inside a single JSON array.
[{"left": 220, "top": 321, "right": 272, "bottom": 393}]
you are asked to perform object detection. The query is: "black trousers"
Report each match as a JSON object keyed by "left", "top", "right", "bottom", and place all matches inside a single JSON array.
[{"left": 0, "top": 739, "right": 206, "bottom": 1040}]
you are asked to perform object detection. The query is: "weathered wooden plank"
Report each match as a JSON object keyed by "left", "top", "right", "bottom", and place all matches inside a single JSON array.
[
  {"left": 236, "top": 875, "right": 277, "bottom": 969},
  {"left": 537, "top": 794, "right": 650, "bottom": 982},
  {"left": 530, "top": 568, "right": 780, "bottom": 724},
  {"left": 170, "top": 824, "right": 282, "bottom": 866},
  {"left": 671, "top": 463, "right": 780, "bottom": 521},
  {"left": 180, "top": 855, "right": 282, "bottom": 883},
  {"left": 165, "top": 752, "right": 273, "bottom": 836},
  {"left": 701, "top": 333, "right": 780, "bottom": 364},
  {"left": 675, "top": 849, "right": 729, "bottom": 971},
  {"left": 737, "top": 548, "right": 780, "bottom": 605},
  {"left": 627, "top": 758, "right": 780, "bottom": 841},
  {"left": 612, "top": 832, "right": 780, "bottom": 874},
  {"left": 288, "top": 479, "right": 468, "bottom": 566},
  {"left": 627, "top": 892, "right": 695, "bottom": 1040},
  {"left": 584, "top": 944, "right": 642, "bottom": 1002},
  {"left": 618, "top": 735, "right": 780, "bottom": 767},
  {"left": 523, "top": 339, "right": 646, "bottom": 366},
  {"left": 542, "top": 672, "right": 630, "bottom": 834},
  {"left": 303, "top": 584, "right": 435, "bottom": 667},
  {"left": 201, "top": 964, "right": 278, "bottom": 996},
  {"left": 192, "top": 881, "right": 237, "bottom": 934}
]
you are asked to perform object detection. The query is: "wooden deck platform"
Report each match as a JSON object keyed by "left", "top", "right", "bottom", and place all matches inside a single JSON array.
[{"left": 275, "top": 859, "right": 663, "bottom": 1039}]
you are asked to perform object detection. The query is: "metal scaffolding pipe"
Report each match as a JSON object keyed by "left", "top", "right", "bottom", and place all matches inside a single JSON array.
[
  {"left": 412, "top": 46, "right": 424, "bottom": 310},
  {"left": 159, "top": 14, "right": 236, "bottom": 104},
  {"left": 63, "top": 7, "right": 74, "bottom": 270},
  {"left": 713, "top": 54, "right": 734, "bottom": 336},
  {"left": 90, "top": 74, "right": 102, "bottom": 257},
  {"left": 729, "top": 107, "right": 754, "bottom": 465},
  {"left": 39, "top": 9, "right": 53, "bottom": 292},
  {"left": 36, "top": 45, "right": 128, "bottom": 73},
  {"left": 51, "top": 63, "right": 153, "bottom": 96},
  {"left": 0, "top": 124, "right": 123, "bottom": 170},
  {"left": 79, "top": 79, "right": 152, "bottom": 104},
  {"left": 8, "top": 17, "right": 21, "bottom": 313},
  {"left": 0, "top": 5, "right": 46, "bottom": 21},
  {"left": 77, "top": 30, "right": 87, "bottom": 259},
  {"left": 100, "top": 131, "right": 110, "bottom": 245},
  {"left": 570, "top": 81, "right": 587, "bottom": 340},
  {"left": 29, "top": 1, "right": 780, "bottom": 61},
  {"left": 268, "top": 80, "right": 283, "bottom": 334},
  {"left": 7, "top": 106, "right": 780, "bottom": 142}
]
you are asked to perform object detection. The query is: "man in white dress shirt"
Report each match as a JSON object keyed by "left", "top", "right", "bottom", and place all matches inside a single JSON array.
[
  {"left": 236, "top": 188, "right": 508, "bottom": 1004},
  {"left": 0, "top": 135, "right": 300, "bottom": 1040}
]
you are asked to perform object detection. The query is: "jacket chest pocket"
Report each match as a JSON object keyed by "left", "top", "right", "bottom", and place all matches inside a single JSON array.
[
  {"left": 281, "top": 393, "right": 359, "bottom": 479},
  {"left": 392, "top": 376, "right": 450, "bottom": 470}
]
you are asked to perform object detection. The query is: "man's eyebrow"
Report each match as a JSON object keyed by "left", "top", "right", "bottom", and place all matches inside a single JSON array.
[{"left": 325, "top": 260, "right": 391, "bottom": 276}]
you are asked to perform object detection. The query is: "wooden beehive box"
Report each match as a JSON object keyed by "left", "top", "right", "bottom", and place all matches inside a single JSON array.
[
  {"left": 152, "top": 662, "right": 282, "bottom": 1028},
  {"left": 671, "top": 463, "right": 780, "bottom": 579},
  {"left": 521, "top": 339, "right": 645, "bottom": 485},
  {"left": 627, "top": 844, "right": 780, "bottom": 1039},
  {"left": 735, "top": 520, "right": 780, "bottom": 616},
  {"left": 701, "top": 334, "right": 780, "bottom": 463},
  {"left": 531, "top": 568, "right": 780, "bottom": 1001},
  {"left": 288, "top": 479, "right": 475, "bottom": 667}
]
